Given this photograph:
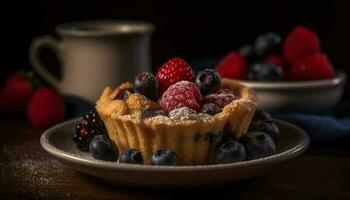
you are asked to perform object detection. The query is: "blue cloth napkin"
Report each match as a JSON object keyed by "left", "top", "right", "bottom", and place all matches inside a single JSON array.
[{"left": 273, "top": 102, "right": 350, "bottom": 142}]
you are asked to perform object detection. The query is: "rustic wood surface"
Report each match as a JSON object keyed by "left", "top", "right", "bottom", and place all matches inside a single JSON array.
[{"left": 0, "top": 120, "right": 349, "bottom": 200}]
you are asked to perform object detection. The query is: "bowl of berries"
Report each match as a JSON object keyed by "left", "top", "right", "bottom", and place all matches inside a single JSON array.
[{"left": 215, "top": 26, "right": 347, "bottom": 113}]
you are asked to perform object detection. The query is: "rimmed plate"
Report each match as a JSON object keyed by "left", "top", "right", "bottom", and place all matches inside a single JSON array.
[{"left": 40, "top": 118, "right": 309, "bottom": 188}]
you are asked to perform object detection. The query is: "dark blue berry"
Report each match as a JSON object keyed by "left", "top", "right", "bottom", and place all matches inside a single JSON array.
[
  {"left": 239, "top": 44, "right": 258, "bottom": 64},
  {"left": 150, "top": 149, "right": 178, "bottom": 166},
  {"left": 249, "top": 120, "right": 280, "bottom": 145},
  {"left": 134, "top": 72, "right": 159, "bottom": 101},
  {"left": 200, "top": 103, "right": 221, "bottom": 116},
  {"left": 115, "top": 89, "right": 133, "bottom": 101},
  {"left": 195, "top": 69, "right": 221, "bottom": 95},
  {"left": 240, "top": 132, "right": 277, "bottom": 160},
  {"left": 89, "top": 135, "right": 118, "bottom": 161},
  {"left": 248, "top": 63, "right": 283, "bottom": 81},
  {"left": 142, "top": 108, "right": 167, "bottom": 120},
  {"left": 215, "top": 140, "right": 246, "bottom": 164},
  {"left": 254, "top": 32, "right": 281, "bottom": 57},
  {"left": 252, "top": 110, "right": 273, "bottom": 122},
  {"left": 119, "top": 148, "right": 143, "bottom": 164}
]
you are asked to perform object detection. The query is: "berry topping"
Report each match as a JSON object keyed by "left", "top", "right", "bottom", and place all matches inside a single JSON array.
[
  {"left": 202, "top": 88, "right": 238, "bottom": 108},
  {"left": 169, "top": 107, "right": 197, "bottom": 119},
  {"left": 142, "top": 108, "right": 167, "bottom": 119},
  {"left": 216, "top": 52, "right": 248, "bottom": 80},
  {"left": 283, "top": 25, "right": 320, "bottom": 64},
  {"left": 134, "top": 72, "right": 159, "bottom": 101},
  {"left": 248, "top": 63, "right": 283, "bottom": 81},
  {"left": 156, "top": 57, "right": 195, "bottom": 95},
  {"left": 195, "top": 69, "right": 221, "bottom": 95},
  {"left": 200, "top": 103, "right": 221, "bottom": 116},
  {"left": 89, "top": 135, "right": 118, "bottom": 161},
  {"left": 73, "top": 110, "right": 107, "bottom": 151},
  {"left": 159, "top": 81, "right": 202, "bottom": 112},
  {"left": 290, "top": 53, "right": 334, "bottom": 81},
  {"left": 215, "top": 140, "right": 246, "bottom": 164},
  {"left": 239, "top": 45, "right": 254, "bottom": 59},
  {"left": 119, "top": 148, "right": 144, "bottom": 164},
  {"left": 150, "top": 149, "right": 178, "bottom": 166},
  {"left": 254, "top": 32, "right": 281, "bottom": 57},
  {"left": 240, "top": 131, "right": 277, "bottom": 160}
]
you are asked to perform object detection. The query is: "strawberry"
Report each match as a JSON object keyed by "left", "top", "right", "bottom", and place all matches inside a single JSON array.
[
  {"left": 156, "top": 57, "right": 195, "bottom": 96},
  {"left": 0, "top": 71, "right": 41, "bottom": 115},
  {"left": 216, "top": 52, "right": 247, "bottom": 80},
  {"left": 27, "top": 87, "right": 66, "bottom": 129},
  {"left": 283, "top": 25, "right": 320, "bottom": 64},
  {"left": 290, "top": 53, "right": 335, "bottom": 81},
  {"left": 159, "top": 81, "right": 202, "bottom": 112}
]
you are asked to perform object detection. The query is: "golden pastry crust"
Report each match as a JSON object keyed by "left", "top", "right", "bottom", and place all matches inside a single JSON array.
[{"left": 96, "top": 79, "right": 258, "bottom": 165}]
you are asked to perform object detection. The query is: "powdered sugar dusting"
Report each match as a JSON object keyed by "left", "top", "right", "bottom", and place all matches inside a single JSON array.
[{"left": 0, "top": 140, "right": 69, "bottom": 199}]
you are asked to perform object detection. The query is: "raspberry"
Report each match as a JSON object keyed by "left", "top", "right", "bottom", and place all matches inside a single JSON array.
[
  {"left": 290, "top": 53, "right": 334, "bottom": 81},
  {"left": 283, "top": 25, "right": 320, "bottom": 64},
  {"left": 216, "top": 52, "right": 247, "bottom": 80},
  {"left": 266, "top": 55, "right": 289, "bottom": 70},
  {"left": 159, "top": 81, "right": 202, "bottom": 112},
  {"left": 156, "top": 57, "right": 195, "bottom": 96},
  {"left": 202, "top": 88, "right": 239, "bottom": 108}
]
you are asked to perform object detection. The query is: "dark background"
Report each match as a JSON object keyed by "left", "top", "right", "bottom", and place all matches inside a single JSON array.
[{"left": 1, "top": 0, "right": 349, "bottom": 87}]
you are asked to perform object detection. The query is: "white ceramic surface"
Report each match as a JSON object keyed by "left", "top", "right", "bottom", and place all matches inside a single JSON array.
[
  {"left": 240, "top": 72, "right": 347, "bottom": 113},
  {"left": 40, "top": 118, "right": 309, "bottom": 188},
  {"left": 29, "top": 20, "right": 154, "bottom": 102}
]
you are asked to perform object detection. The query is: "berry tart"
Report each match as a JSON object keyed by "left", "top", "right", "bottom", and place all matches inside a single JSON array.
[{"left": 94, "top": 57, "right": 259, "bottom": 165}]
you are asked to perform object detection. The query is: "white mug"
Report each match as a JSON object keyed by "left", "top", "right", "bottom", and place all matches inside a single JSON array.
[{"left": 29, "top": 20, "right": 154, "bottom": 102}]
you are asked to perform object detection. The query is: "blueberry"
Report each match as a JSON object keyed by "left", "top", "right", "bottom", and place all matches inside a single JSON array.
[
  {"left": 239, "top": 44, "right": 258, "bottom": 64},
  {"left": 215, "top": 140, "right": 246, "bottom": 164},
  {"left": 195, "top": 69, "right": 221, "bottom": 95},
  {"left": 142, "top": 108, "right": 167, "bottom": 120},
  {"left": 240, "top": 132, "right": 277, "bottom": 160},
  {"left": 248, "top": 63, "right": 283, "bottom": 81},
  {"left": 249, "top": 120, "right": 280, "bottom": 145},
  {"left": 150, "top": 149, "right": 178, "bottom": 166},
  {"left": 119, "top": 148, "right": 143, "bottom": 164},
  {"left": 134, "top": 72, "right": 159, "bottom": 101},
  {"left": 252, "top": 110, "right": 273, "bottom": 122},
  {"left": 200, "top": 103, "right": 221, "bottom": 116},
  {"left": 89, "top": 135, "right": 118, "bottom": 161},
  {"left": 254, "top": 32, "right": 281, "bottom": 57}
]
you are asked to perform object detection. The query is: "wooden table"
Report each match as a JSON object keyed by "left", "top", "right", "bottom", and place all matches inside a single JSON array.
[{"left": 0, "top": 120, "right": 349, "bottom": 200}]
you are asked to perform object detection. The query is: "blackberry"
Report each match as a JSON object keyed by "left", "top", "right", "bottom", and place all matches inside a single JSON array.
[{"left": 73, "top": 109, "right": 107, "bottom": 151}]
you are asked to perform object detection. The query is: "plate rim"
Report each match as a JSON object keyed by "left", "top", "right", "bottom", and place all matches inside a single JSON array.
[{"left": 40, "top": 118, "right": 309, "bottom": 172}]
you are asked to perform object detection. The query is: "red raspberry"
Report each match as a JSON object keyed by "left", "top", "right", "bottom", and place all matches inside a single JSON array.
[
  {"left": 290, "top": 53, "right": 334, "bottom": 81},
  {"left": 216, "top": 52, "right": 247, "bottom": 80},
  {"left": 202, "top": 88, "right": 239, "bottom": 108},
  {"left": 266, "top": 55, "right": 289, "bottom": 71},
  {"left": 159, "top": 81, "right": 202, "bottom": 112},
  {"left": 156, "top": 57, "right": 195, "bottom": 96},
  {"left": 283, "top": 25, "right": 320, "bottom": 64}
]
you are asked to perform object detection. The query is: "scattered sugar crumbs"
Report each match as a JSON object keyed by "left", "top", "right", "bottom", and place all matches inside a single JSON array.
[{"left": 0, "top": 140, "right": 72, "bottom": 199}]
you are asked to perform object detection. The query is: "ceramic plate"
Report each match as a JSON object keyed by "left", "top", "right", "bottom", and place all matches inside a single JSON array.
[{"left": 40, "top": 118, "right": 309, "bottom": 188}]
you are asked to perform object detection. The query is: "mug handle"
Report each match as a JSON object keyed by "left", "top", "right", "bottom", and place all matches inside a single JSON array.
[{"left": 29, "top": 35, "right": 61, "bottom": 88}]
